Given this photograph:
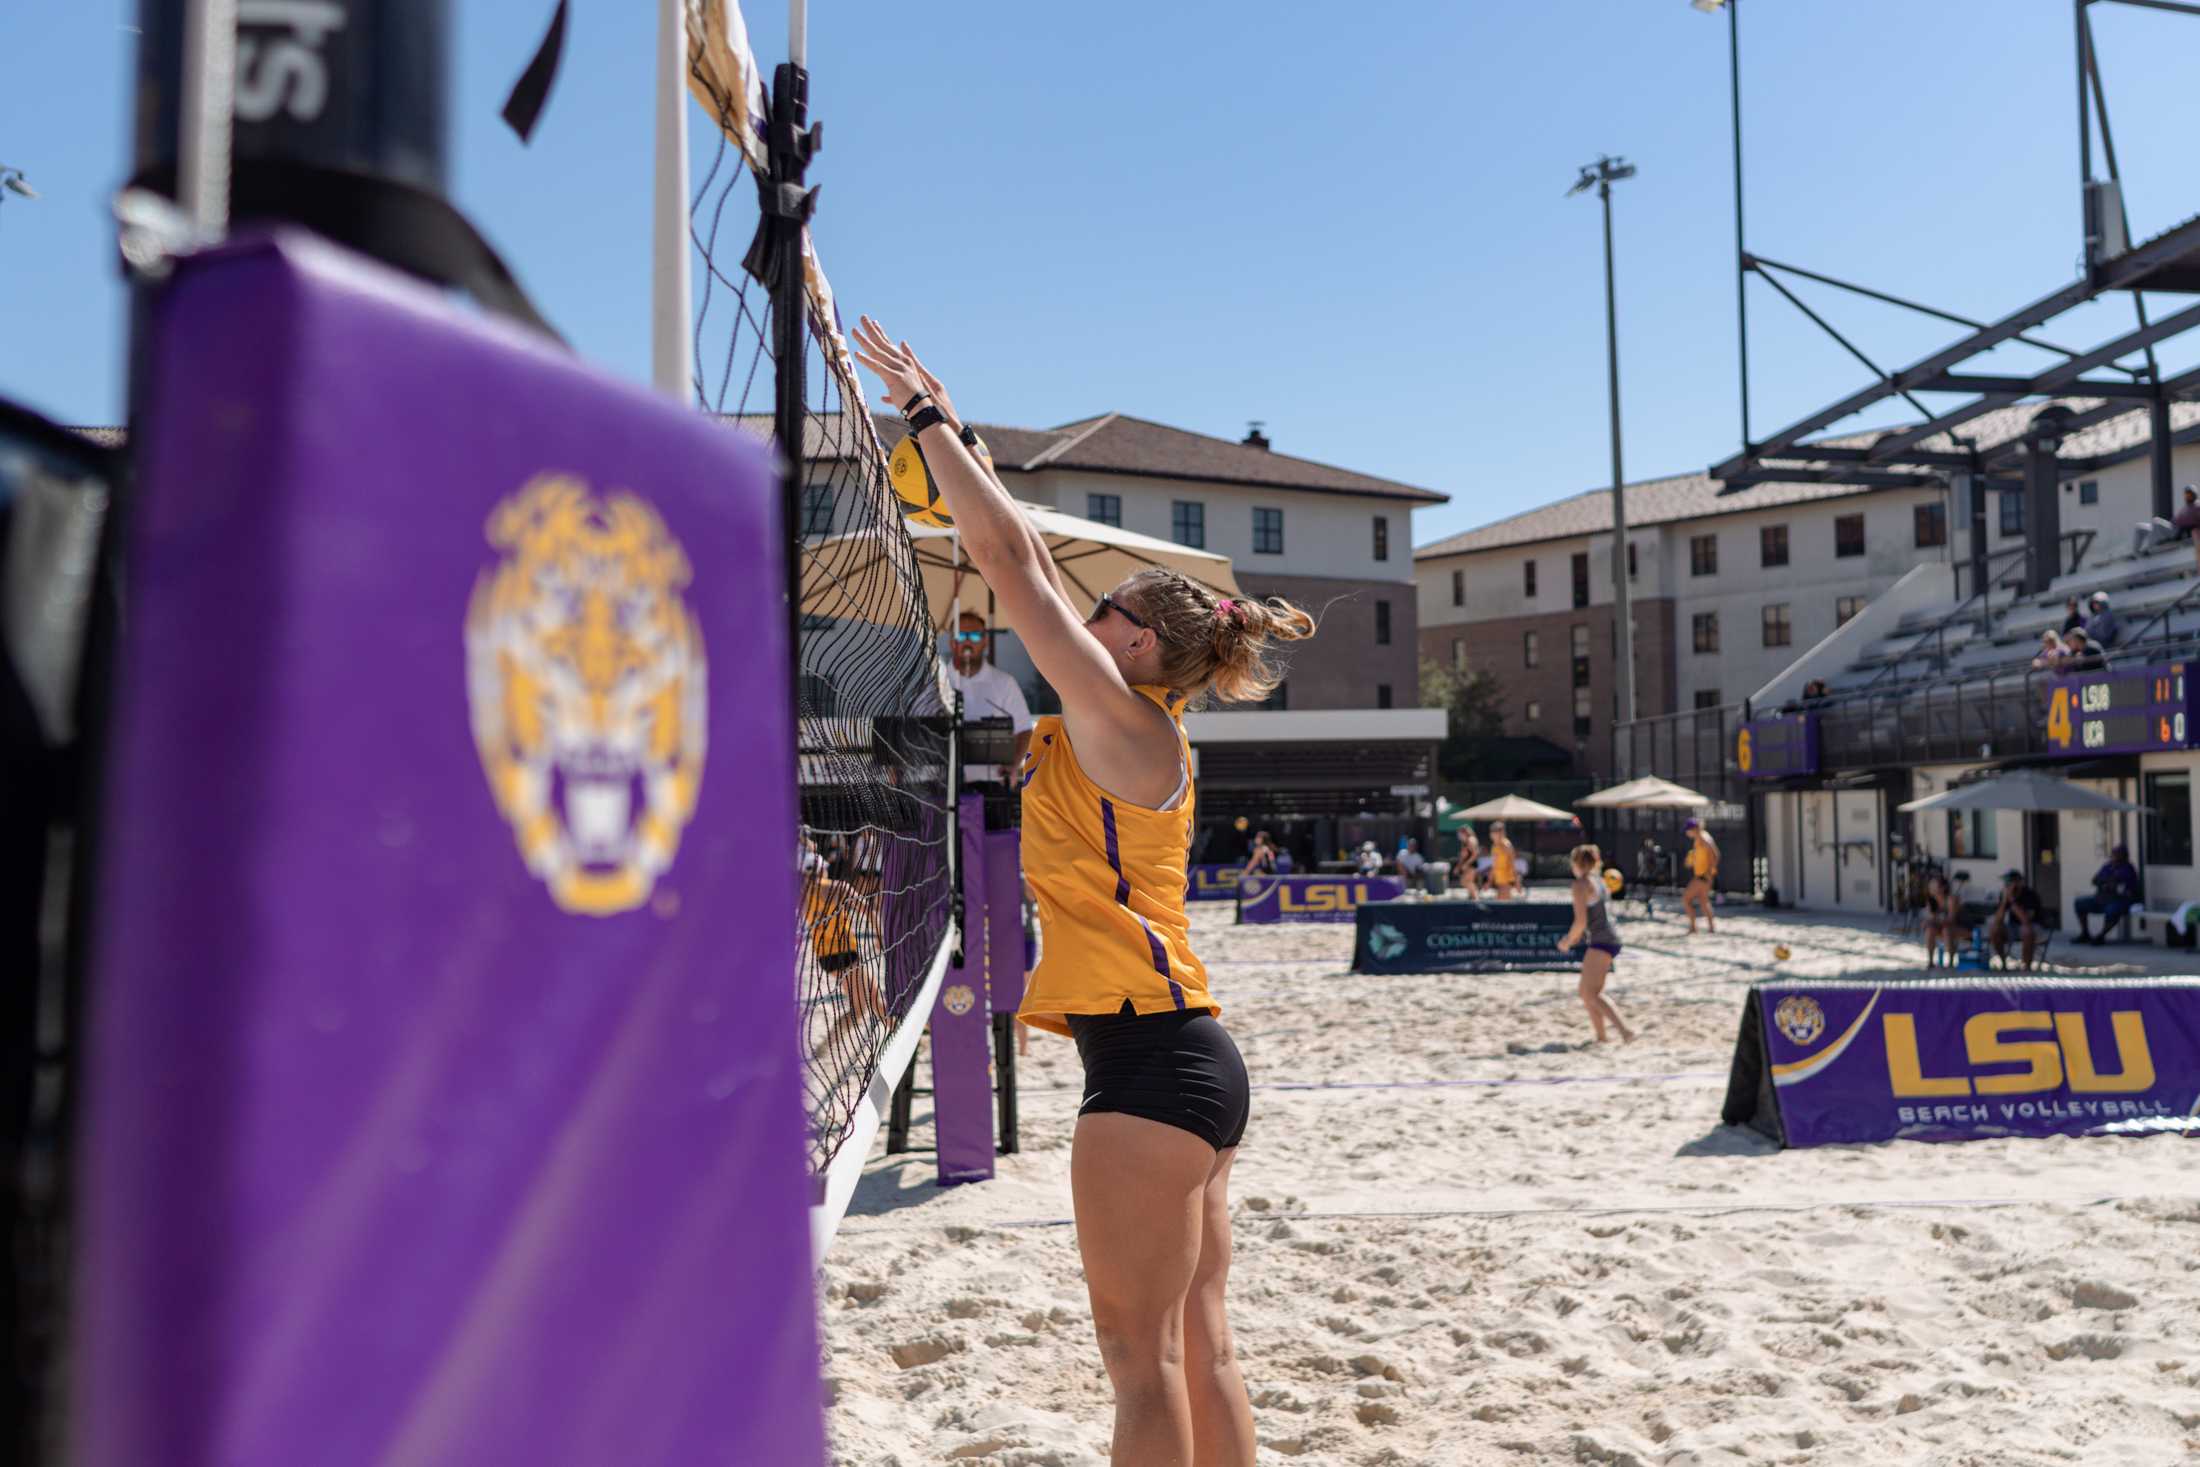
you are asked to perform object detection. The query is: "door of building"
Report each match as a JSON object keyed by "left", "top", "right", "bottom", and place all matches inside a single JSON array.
[{"left": 2027, "top": 811, "right": 2062, "bottom": 924}]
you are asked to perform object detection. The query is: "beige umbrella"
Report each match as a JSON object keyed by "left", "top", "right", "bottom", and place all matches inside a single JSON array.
[
  {"left": 1453, "top": 794, "right": 1579, "bottom": 822},
  {"left": 1577, "top": 776, "right": 1713, "bottom": 810},
  {"left": 800, "top": 501, "right": 1240, "bottom": 634},
  {"left": 1898, "top": 771, "right": 2147, "bottom": 814}
]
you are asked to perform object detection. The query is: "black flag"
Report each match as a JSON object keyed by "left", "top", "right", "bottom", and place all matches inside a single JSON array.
[{"left": 502, "top": 0, "right": 571, "bottom": 143}]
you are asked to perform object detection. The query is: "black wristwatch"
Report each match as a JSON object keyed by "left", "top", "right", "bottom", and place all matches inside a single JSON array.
[
  {"left": 958, "top": 422, "right": 983, "bottom": 450},
  {"left": 905, "top": 405, "right": 948, "bottom": 436}
]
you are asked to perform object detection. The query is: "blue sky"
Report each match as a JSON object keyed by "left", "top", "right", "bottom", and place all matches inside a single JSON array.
[{"left": 2, "top": 1, "right": 2196, "bottom": 546}]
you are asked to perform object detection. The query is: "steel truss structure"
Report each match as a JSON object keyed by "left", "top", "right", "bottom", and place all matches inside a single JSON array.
[{"left": 1710, "top": 0, "right": 2200, "bottom": 564}]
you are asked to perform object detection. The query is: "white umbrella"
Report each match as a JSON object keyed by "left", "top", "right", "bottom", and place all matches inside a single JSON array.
[
  {"left": 1453, "top": 794, "right": 1579, "bottom": 822},
  {"left": 1577, "top": 776, "right": 1712, "bottom": 810},
  {"left": 1898, "top": 770, "right": 2148, "bottom": 814},
  {"left": 801, "top": 500, "right": 1240, "bottom": 634}
]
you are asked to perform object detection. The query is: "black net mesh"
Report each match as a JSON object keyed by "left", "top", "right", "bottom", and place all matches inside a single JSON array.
[{"left": 689, "top": 45, "right": 954, "bottom": 1179}]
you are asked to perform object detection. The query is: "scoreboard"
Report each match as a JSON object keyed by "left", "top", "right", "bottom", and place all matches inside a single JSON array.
[{"left": 2045, "top": 662, "right": 2198, "bottom": 755}]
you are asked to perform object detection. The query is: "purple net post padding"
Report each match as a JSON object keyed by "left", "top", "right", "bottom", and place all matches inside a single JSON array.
[
  {"left": 76, "top": 231, "right": 825, "bottom": 1467},
  {"left": 1238, "top": 874, "right": 1405, "bottom": 924},
  {"left": 984, "top": 826, "right": 1025, "bottom": 1014},
  {"left": 931, "top": 794, "right": 996, "bottom": 1185},
  {"left": 1735, "top": 978, "right": 2200, "bottom": 1148}
]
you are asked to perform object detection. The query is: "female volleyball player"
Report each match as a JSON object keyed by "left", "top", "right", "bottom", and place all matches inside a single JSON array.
[
  {"left": 1489, "top": 820, "right": 1520, "bottom": 899},
  {"left": 1682, "top": 818, "right": 1720, "bottom": 934},
  {"left": 854, "top": 317, "right": 1310, "bottom": 1467},
  {"left": 1556, "top": 843, "right": 1633, "bottom": 1043}
]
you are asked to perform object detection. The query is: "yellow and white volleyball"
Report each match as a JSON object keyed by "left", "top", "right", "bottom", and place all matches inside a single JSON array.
[
  {"left": 1233, "top": 815, "right": 1250, "bottom": 832},
  {"left": 888, "top": 431, "right": 990, "bottom": 530},
  {"left": 1602, "top": 867, "right": 1623, "bottom": 895},
  {"left": 1772, "top": 944, "right": 1792, "bottom": 962}
]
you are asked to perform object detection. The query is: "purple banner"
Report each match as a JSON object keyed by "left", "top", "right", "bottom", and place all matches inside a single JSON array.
[
  {"left": 2043, "top": 661, "right": 2197, "bottom": 756},
  {"left": 1238, "top": 874, "right": 1406, "bottom": 924},
  {"left": 1187, "top": 862, "right": 1242, "bottom": 902},
  {"left": 931, "top": 795, "right": 996, "bottom": 1185},
  {"left": 1732, "top": 979, "right": 2200, "bottom": 1147},
  {"left": 1736, "top": 712, "right": 1818, "bottom": 779},
  {"left": 77, "top": 232, "right": 825, "bottom": 1466}
]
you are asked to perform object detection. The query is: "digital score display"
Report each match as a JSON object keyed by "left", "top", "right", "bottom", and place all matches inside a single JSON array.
[{"left": 2045, "top": 662, "right": 2198, "bottom": 755}]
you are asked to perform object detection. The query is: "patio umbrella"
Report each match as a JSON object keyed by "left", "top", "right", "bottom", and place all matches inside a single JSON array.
[
  {"left": 1577, "top": 776, "right": 1712, "bottom": 810},
  {"left": 1451, "top": 794, "right": 1578, "bottom": 823},
  {"left": 800, "top": 500, "right": 1240, "bottom": 634},
  {"left": 1897, "top": 770, "right": 2148, "bottom": 814}
]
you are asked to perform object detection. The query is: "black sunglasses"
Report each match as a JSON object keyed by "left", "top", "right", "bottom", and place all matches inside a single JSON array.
[{"left": 1089, "top": 593, "right": 1150, "bottom": 630}]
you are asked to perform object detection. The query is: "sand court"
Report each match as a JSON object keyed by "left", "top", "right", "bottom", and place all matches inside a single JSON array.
[{"left": 823, "top": 903, "right": 2200, "bottom": 1466}]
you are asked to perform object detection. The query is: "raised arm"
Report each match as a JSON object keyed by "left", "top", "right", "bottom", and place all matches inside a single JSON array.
[{"left": 853, "top": 321, "right": 1173, "bottom": 795}]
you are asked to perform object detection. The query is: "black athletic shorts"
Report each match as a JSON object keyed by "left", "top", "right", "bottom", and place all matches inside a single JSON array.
[{"left": 1067, "top": 1001, "right": 1249, "bottom": 1151}]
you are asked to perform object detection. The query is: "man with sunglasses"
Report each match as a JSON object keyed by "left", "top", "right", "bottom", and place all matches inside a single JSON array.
[{"left": 950, "top": 610, "right": 1034, "bottom": 785}]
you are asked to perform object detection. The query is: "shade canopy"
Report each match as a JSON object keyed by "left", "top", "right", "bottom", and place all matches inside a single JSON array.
[
  {"left": 1577, "top": 776, "right": 1712, "bottom": 810},
  {"left": 800, "top": 500, "right": 1240, "bottom": 634},
  {"left": 1449, "top": 794, "right": 1579, "bottom": 823},
  {"left": 1898, "top": 770, "right": 2149, "bottom": 815}
]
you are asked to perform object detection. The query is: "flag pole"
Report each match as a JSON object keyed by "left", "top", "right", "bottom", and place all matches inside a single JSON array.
[{"left": 652, "top": 0, "right": 693, "bottom": 399}]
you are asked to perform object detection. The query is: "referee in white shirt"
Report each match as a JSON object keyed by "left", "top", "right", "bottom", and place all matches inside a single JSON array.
[{"left": 949, "top": 611, "right": 1034, "bottom": 783}]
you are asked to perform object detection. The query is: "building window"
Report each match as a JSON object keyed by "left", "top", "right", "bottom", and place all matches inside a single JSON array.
[
  {"left": 1524, "top": 699, "right": 1542, "bottom": 723},
  {"left": 1572, "top": 655, "right": 1591, "bottom": 690},
  {"left": 1689, "top": 534, "right": 1718, "bottom": 577},
  {"left": 1760, "top": 524, "right": 1788, "bottom": 567},
  {"left": 1086, "top": 492, "right": 1121, "bottom": 527},
  {"left": 1692, "top": 612, "right": 1719, "bottom": 654},
  {"left": 1627, "top": 542, "right": 1638, "bottom": 580},
  {"left": 800, "top": 484, "right": 834, "bottom": 536},
  {"left": 1571, "top": 552, "right": 1590, "bottom": 609},
  {"left": 1171, "top": 500, "right": 1205, "bottom": 548},
  {"left": 1523, "top": 630, "right": 1540, "bottom": 668},
  {"left": 2079, "top": 479, "right": 2099, "bottom": 506},
  {"left": 1373, "top": 517, "right": 1389, "bottom": 562},
  {"left": 1762, "top": 602, "right": 1792, "bottom": 648},
  {"left": 1376, "top": 683, "right": 1393, "bottom": 709},
  {"left": 1835, "top": 514, "right": 1866, "bottom": 558},
  {"left": 1949, "top": 810, "right": 1998, "bottom": 860},
  {"left": 1451, "top": 639, "right": 1466, "bottom": 671},
  {"left": 1998, "top": 490, "right": 2024, "bottom": 539},
  {"left": 1524, "top": 560, "right": 1537, "bottom": 597},
  {"left": 1915, "top": 502, "right": 1947, "bottom": 548},
  {"left": 1570, "top": 624, "right": 1589, "bottom": 658},
  {"left": 1451, "top": 568, "right": 1464, "bottom": 606},
  {"left": 1694, "top": 689, "right": 1722, "bottom": 710},
  {"left": 1836, "top": 595, "right": 1866, "bottom": 626},
  {"left": 2146, "top": 772, "right": 2192, "bottom": 867},
  {"left": 1374, "top": 601, "right": 1391, "bottom": 645},
  {"left": 1252, "top": 506, "right": 1283, "bottom": 555},
  {"left": 1572, "top": 686, "right": 1592, "bottom": 736}
]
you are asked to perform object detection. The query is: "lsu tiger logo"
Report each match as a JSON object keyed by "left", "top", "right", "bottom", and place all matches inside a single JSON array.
[
  {"left": 1774, "top": 994, "right": 1826, "bottom": 1046},
  {"left": 465, "top": 475, "right": 707, "bottom": 916}
]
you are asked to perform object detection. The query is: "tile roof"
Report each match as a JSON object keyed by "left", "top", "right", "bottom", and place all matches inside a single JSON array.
[{"left": 1414, "top": 395, "right": 2200, "bottom": 560}]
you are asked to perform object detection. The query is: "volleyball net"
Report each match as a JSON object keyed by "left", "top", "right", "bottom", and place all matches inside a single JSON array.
[{"left": 685, "top": 2, "right": 957, "bottom": 1230}]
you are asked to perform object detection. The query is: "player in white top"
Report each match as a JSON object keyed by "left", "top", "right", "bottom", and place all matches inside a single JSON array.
[{"left": 949, "top": 610, "right": 1035, "bottom": 783}]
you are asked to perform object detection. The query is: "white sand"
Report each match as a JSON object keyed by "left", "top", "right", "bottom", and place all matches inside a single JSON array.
[{"left": 820, "top": 901, "right": 2200, "bottom": 1466}]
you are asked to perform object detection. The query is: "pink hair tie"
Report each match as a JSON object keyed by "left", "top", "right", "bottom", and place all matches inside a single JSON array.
[{"left": 1214, "top": 599, "right": 1237, "bottom": 619}]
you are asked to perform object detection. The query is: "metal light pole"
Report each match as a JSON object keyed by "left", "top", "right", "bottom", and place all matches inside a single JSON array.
[
  {"left": 1691, "top": 0, "right": 1748, "bottom": 448},
  {"left": 1569, "top": 156, "right": 1638, "bottom": 732}
]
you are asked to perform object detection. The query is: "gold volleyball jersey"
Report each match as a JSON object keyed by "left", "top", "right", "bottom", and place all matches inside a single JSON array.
[
  {"left": 1688, "top": 840, "right": 1717, "bottom": 878},
  {"left": 803, "top": 881, "right": 857, "bottom": 959},
  {"left": 1016, "top": 685, "right": 1211, "bottom": 1036}
]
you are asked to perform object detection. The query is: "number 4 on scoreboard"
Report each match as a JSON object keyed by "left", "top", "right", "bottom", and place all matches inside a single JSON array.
[{"left": 2046, "top": 686, "right": 2074, "bottom": 749}]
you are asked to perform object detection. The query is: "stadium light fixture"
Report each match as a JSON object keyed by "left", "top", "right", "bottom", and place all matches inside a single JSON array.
[
  {"left": 0, "top": 167, "right": 35, "bottom": 200},
  {"left": 1691, "top": 0, "right": 1728, "bottom": 13}
]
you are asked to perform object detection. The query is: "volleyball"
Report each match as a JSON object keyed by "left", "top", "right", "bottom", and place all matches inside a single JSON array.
[
  {"left": 1602, "top": 867, "right": 1623, "bottom": 895},
  {"left": 1234, "top": 816, "right": 1249, "bottom": 831},
  {"left": 1773, "top": 945, "right": 1792, "bottom": 961},
  {"left": 888, "top": 430, "right": 989, "bottom": 529}
]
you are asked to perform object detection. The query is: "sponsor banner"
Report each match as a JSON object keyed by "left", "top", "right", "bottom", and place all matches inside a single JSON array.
[
  {"left": 1238, "top": 874, "right": 1404, "bottom": 924},
  {"left": 1736, "top": 712, "right": 1818, "bottom": 779},
  {"left": 1187, "top": 863, "right": 1243, "bottom": 902},
  {"left": 1352, "top": 901, "right": 1580, "bottom": 973},
  {"left": 1724, "top": 978, "right": 2200, "bottom": 1147},
  {"left": 79, "top": 235, "right": 825, "bottom": 1466}
]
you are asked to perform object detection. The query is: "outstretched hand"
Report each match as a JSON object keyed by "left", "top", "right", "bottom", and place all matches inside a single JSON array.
[{"left": 852, "top": 316, "right": 960, "bottom": 426}]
